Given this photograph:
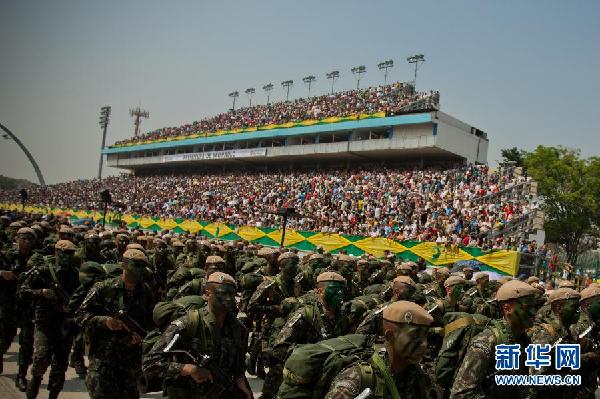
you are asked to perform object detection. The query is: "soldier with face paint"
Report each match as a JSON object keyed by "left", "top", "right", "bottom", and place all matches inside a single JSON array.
[
  {"left": 142, "top": 272, "right": 252, "bottom": 399},
  {"left": 0, "top": 227, "right": 38, "bottom": 391},
  {"left": 451, "top": 280, "right": 539, "bottom": 399},
  {"left": 20, "top": 239, "right": 80, "bottom": 399},
  {"left": 572, "top": 285, "right": 600, "bottom": 399},
  {"left": 528, "top": 288, "right": 581, "bottom": 399},
  {"left": 248, "top": 252, "right": 299, "bottom": 399},
  {"left": 356, "top": 275, "right": 418, "bottom": 336},
  {"left": 76, "top": 248, "right": 155, "bottom": 399},
  {"left": 272, "top": 271, "right": 350, "bottom": 396},
  {"left": 325, "top": 301, "right": 435, "bottom": 399}
]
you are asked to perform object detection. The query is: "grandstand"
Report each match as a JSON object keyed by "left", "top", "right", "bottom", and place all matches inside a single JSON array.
[{"left": 103, "top": 82, "right": 488, "bottom": 173}]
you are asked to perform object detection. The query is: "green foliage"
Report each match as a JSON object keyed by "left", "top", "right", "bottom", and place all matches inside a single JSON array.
[
  {"left": 524, "top": 146, "right": 600, "bottom": 263},
  {"left": 500, "top": 147, "right": 527, "bottom": 167},
  {"left": 0, "top": 175, "right": 36, "bottom": 190}
]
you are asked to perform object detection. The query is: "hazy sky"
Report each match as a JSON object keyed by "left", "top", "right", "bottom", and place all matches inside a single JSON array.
[{"left": 1, "top": 0, "right": 599, "bottom": 185}]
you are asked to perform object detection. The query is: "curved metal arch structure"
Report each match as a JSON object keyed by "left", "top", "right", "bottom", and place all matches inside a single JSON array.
[{"left": 0, "top": 122, "right": 46, "bottom": 186}]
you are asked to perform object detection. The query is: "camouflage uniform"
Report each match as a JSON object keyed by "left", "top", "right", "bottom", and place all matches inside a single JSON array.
[
  {"left": 324, "top": 350, "right": 432, "bottom": 399},
  {"left": 19, "top": 250, "right": 80, "bottom": 397},
  {"left": 0, "top": 246, "right": 36, "bottom": 386},
  {"left": 459, "top": 285, "right": 499, "bottom": 318},
  {"left": 450, "top": 318, "right": 530, "bottom": 399},
  {"left": 142, "top": 305, "right": 248, "bottom": 399},
  {"left": 76, "top": 275, "right": 155, "bottom": 399}
]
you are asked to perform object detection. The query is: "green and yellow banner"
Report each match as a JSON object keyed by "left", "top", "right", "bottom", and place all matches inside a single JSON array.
[
  {"left": 109, "top": 112, "right": 387, "bottom": 148},
  {"left": 1, "top": 203, "right": 520, "bottom": 276}
]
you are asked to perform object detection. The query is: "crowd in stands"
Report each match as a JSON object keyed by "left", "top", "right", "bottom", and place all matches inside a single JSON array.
[
  {"left": 113, "top": 82, "right": 440, "bottom": 146},
  {"left": 0, "top": 164, "right": 538, "bottom": 248}
]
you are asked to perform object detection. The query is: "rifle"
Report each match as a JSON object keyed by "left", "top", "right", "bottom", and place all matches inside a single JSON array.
[
  {"left": 162, "top": 346, "right": 247, "bottom": 399},
  {"left": 22, "top": 264, "right": 70, "bottom": 306},
  {"left": 101, "top": 302, "right": 148, "bottom": 337}
]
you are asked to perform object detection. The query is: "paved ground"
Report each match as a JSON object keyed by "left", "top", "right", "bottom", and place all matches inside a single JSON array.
[{"left": 0, "top": 340, "right": 264, "bottom": 398}]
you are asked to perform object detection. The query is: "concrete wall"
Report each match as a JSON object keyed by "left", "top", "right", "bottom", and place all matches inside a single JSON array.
[{"left": 434, "top": 112, "right": 488, "bottom": 163}]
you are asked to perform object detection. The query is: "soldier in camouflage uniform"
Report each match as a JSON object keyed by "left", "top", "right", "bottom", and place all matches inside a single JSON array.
[
  {"left": 450, "top": 280, "right": 538, "bottom": 399},
  {"left": 352, "top": 259, "right": 373, "bottom": 296},
  {"left": 76, "top": 232, "right": 107, "bottom": 264},
  {"left": 272, "top": 271, "right": 350, "bottom": 396},
  {"left": 527, "top": 288, "right": 581, "bottom": 399},
  {"left": 20, "top": 239, "right": 80, "bottom": 399},
  {"left": 149, "top": 237, "right": 176, "bottom": 299},
  {"left": 459, "top": 272, "right": 499, "bottom": 318},
  {"left": 324, "top": 301, "right": 435, "bottom": 399},
  {"left": 356, "top": 275, "right": 418, "bottom": 336},
  {"left": 248, "top": 251, "right": 299, "bottom": 399},
  {"left": 76, "top": 248, "right": 155, "bottom": 399},
  {"left": 425, "top": 267, "right": 450, "bottom": 299},
  {"left": 332, "top": 254, "right": 357, "bottom": 301},
  {"left": 175, "top": 239, "right": 203, "bottom": 269},
  {"left": 142, "top": 272, "right": 252, "bottom": 399},
  {"left": 572, "top": 285, "right": 600, "bottom": 399},
  {"left": 293, "top": 253, "right": 324, "bottom": 296},
  {"left": 0, "top": 227, "right": 38, "bottom": 391}
]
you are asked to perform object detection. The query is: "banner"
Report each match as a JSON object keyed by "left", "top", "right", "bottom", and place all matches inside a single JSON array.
[
  {"left": 0, "top": 203, "right": 520, "bottom": 276},
  {"left": 162, "top": 148, "right": 266, "bottom": 163}
]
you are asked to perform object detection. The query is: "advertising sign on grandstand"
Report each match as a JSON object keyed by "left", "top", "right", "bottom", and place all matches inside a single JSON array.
[{"left": 161, "top": 148, "right": 267, "bottom": 163}]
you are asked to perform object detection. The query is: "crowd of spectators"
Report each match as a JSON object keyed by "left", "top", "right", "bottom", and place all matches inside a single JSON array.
[
  {"left": 0, "top": 164, "right": 537, "bottom": 248},
  {"left": 113, "top": 82, "right": 440, "bottom": 146}
]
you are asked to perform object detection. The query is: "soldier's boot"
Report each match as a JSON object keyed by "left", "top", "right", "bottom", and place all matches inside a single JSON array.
[
  {"left": 48, "top": 390, "right": 60, "bottom": 399},
  {"left": 16, "top": 365, "right": 28, "bottom": 392},
  {"left": 25, "top": 375, "right": 42, "bottom": 399}
]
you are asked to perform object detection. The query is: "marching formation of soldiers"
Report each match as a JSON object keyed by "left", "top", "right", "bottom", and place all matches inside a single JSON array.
[{"left": 0, "top": 211, "right": 599, "bottom": 399}]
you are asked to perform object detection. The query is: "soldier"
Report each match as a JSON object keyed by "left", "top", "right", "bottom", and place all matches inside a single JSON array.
[
  {"left": 572, "top": 285, "right": 600, "bottom": 398},
  {"left": 149, "top": 238, "right": 176, "bottom": 298},
  {"left": 528, "top": 288, "right": 581, "bottom": 399},
  {"left": 76, "top": 248, "right": 156, "bottom": 399},
  {"left": 450, "top": 280, "right": 539, "bottom": 399},
  {"left": 76, "top": 232, "right": 106, "bottom": 263},
  {"left": 20, "top": 240, "right": 80, "bottom": 399},
  {"left": 459, "top": 272, "right": 499, "bottom": 317},
  {"left": 526, "top": 276, "right": 540, "bottom": 286},
  {"left": 68, "top": 261, "right": 107, "bottom": 377},
  {"left": 352, "top": 259, "right": 372, "bottom": 295},
  {"left": 142, "top": 272, "right": 252, "bottom": 399},
  {"left": 324, "top": 301, "right": 435, "bottom": 399},
  {"left": 176, "top": 239, "right": 203, "bottom": 269},
  {"left": 273, "top": 271, "right": 350, "bottom": 366},
  {"left": 462, "top": 267, "right": 474, "bottom": 282},
  {"left": 429, "top": 275, "right": 464, "bottom": 321},
  {"left": 248, "top": 251, "right": 298, "bottom": 399},
  {"left": 333, "top": 254, "right": 357, "bottom": 300},
  {"left": 426, "top": 267, "right": 450, "bottom": 298},
  {"left": 0, "top": 227, "right": 37, "bottom": 391},
  {"left": 356, "top": 275, "right": 418, "bottom": 336}
]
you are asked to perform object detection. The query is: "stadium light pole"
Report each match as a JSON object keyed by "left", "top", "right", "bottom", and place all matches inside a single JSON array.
[
  {"left": 377, "top": 60, "right": 394, "bottom": 84},
  {"left": 407, "top": 54, "right": 425, "bottom": 87},
  {"left": 228, "top": 91, "right": 239, "bottom": 111},
  {"left": 245, "top": 88, "right": 256, "bottom": 107},
  {"left": 0, "top": 122, "right": 46, "bottom": 186},
  {"left": 98, "top": 106, "right": 111, "bottom": 180},
  {"left": 302, "top": 75, "right": 316, "bottom": 97},
  {"left": 326, "top": 70, "right": 340, "bottom": 94},
  {"left": 281, "top": 80, "right": 294, "bottom": 101},
  {"left": 262, "top": 83, "right": 274, "bottom": 105},
  {"left": 351, "top": 65, "right": 366, "bottom": 89}
]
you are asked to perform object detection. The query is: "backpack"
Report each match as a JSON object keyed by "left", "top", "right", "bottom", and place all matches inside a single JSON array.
[
  {"left": 140, "top": 298, "right": 206, "bottom": 393},
  {"left": 435, "top": 312, "right": 507, "bottom": 388},
  {"left": 278, "top": 334, "right": 374, "bottom": 399}
]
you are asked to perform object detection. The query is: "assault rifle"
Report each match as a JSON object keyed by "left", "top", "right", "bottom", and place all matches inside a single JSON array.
[{"left": 101, "top": 303, "right": 148, "bottom": 337}]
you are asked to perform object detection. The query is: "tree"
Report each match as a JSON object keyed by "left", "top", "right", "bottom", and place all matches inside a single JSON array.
[
  {"left": 500, "top": 147, "right": 527, "bottom": 167},
  {"left": 524, "top": 146, "right": 600, "bottom": 264}
]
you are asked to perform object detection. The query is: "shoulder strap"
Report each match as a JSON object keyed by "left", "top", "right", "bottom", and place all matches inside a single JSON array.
[
  {"left": 186, "top": 309, "right": 207, "bottom": 348},
  {"left": 371, "top": 353, "right": 401, "bottom": 399},
  {"left": 490, "top": 321, "right": 508, "bottom": 345},
  {"left": 444, "top": 316, "right": 474, "bottom": 336},
  {"left": 47, "top": 263, "right": 59, "bottom": 284}
]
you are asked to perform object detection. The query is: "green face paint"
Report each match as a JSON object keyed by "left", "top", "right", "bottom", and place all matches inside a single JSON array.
[
  {"left": 450, "top": 285, "right": 463, "bottom": 301},
  {"left": 560, "top": 300, "right": 580, "bottom": 326},
  {"left": 587, "top": 300, "right": 600, "bottom": 324},
  {"left": 124, "top": 260, "right": 146, "bottom": 283},
  {"left": 391, "top": 325, "right": 429, "bottom": 364},
  {"left": 323, "top": 282, "right": 345, "bottom": 308},
  {"left": 212, "top": 285, "right": 237, "bottom": 313},
  {"left": 281, "top": 260, "right": 298, "bottom": 279},
  {"left": 512, "top": 296, "right": 537, "bottom": 328},
  {"left": 58, "top": 251, "right": 75, "bottom": 267}
]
